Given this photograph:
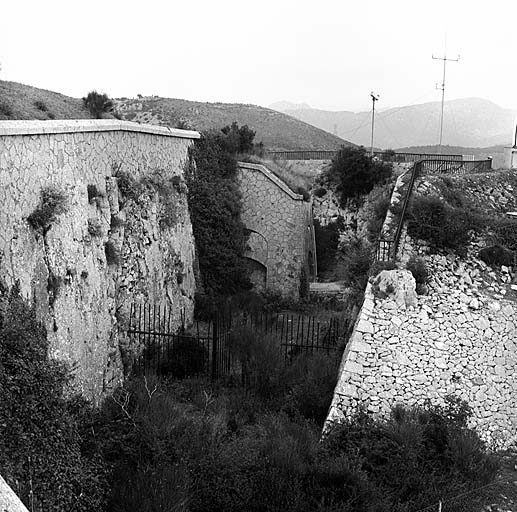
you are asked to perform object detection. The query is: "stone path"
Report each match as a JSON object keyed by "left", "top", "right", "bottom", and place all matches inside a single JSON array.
[{"left": 309, "top": 282, "right": 347, "bottom": 294}]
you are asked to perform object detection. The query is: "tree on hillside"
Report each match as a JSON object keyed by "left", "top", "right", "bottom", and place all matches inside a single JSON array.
[
  {"left": 220, "top": 122, "right": 257, "bottom": 154},
  {"left": 325, "top": 146, "right": 393, "bottom": 206},
  {"left": 83, "top": 90, "right": 114, "bottom": 119}
]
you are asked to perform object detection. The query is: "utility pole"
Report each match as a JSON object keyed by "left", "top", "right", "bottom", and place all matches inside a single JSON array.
[
  {"left": 432, "top": 52, "right": 459, "bottom": 153},
  {"left": 370, "top": 92, "right": 379, "bottom": 157}
]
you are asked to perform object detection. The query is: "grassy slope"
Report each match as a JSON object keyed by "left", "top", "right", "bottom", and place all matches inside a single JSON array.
[
  {"left": 0, "top": 80, "right": 352, "bottom": 150},
  {"left": 0, "top": 80, "right": 89, "bottom": 120},
  {"left": 115, "top": 96, "right": 352, "bottom": 150}
]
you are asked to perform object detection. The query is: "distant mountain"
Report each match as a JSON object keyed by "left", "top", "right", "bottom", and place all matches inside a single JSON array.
[
  {"left": 116, "top": 97, "right": 351, "bottom": 151},
  {"left": 269, "top": 100, "right": 311, "bottom": 111},
  {"left": 273, "top": 98, "right": 516, "bottom": 149}
]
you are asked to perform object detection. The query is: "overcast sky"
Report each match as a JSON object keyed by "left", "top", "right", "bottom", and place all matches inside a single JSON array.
[{"left": 1, "top": 0, "right": 516, "bottom": 112}]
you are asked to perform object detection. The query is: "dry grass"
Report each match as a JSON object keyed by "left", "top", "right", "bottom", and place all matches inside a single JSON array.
[
  {"left": 0, "top": 80, "right": 103, "bottom": 120},
  {"left": 241, "top": 155, "right": 322, "bottom": 192}
]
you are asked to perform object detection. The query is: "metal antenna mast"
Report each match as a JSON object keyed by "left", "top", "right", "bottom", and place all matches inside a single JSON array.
[
  {"left": 432, "top": 52, "right": 459, "bottom": 153},
  {"left": 370, "top": 92, "right": 379, "bottom": 156}
]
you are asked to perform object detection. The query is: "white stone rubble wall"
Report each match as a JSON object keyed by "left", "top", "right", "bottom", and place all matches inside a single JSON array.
[
  {"left": 0, "top": 120, "right": 199, "bottom": 400},
  {"left": 326, "top": 169, "right": 517, "bottom": 448}
]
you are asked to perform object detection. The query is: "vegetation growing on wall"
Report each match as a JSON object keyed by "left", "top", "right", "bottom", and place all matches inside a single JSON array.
[
  {"left": 27, "top": 186, "right": 68, "bottom": 234},
  {"left": 114, "top": 167, "right": 184, "bottom": 230},
  {"left": 187, "top": 127, "right": 252, "bottom": 297},
  {"left": 0, "top": 285, "right": 107, "bottom": 511},
  {"left": 323, "top": 146, "right": 393, "bottom": 206}
]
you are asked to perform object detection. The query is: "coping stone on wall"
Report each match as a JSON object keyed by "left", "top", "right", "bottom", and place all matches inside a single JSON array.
[
  {"left": 0, "top": 119, "right": 200, "bottom": 139},
  {"left": 238, "top": 162, "right": 304, "bottom": 200}
]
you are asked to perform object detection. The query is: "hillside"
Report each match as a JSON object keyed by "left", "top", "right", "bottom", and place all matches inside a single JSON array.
[
  {"left": 275, "top": 97, "right": 516, "bottom": 149},
  {"left": 115, "top": 96, "right": 352, "bottom": 150},
  {"left": 0, "top": 80, "right": 89, "bottom": 120},
  {"left": 0, "top": 80, "right": 352, "bottom": 151}
]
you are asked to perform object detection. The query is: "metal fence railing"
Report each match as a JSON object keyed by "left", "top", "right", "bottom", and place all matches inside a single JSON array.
[
  {"left": 128, "top": 304, "right": 354, "bottom": 379},
  {"left": 264, "top": 150, "right": 465, "bottom": 162},
  {"left": 375, "top": 157, "right": 493, "bottom": 262}
]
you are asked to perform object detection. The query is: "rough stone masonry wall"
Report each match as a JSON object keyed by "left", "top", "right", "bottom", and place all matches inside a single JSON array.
[
  {"left": 0, "top": 120, "right": 199, "bottom": 400},
  {"left": 326, "top": 174, "right": 517, "bottom": 449},
  {"left": 237, "top": 162, "right": 315, "bottom": 298}
]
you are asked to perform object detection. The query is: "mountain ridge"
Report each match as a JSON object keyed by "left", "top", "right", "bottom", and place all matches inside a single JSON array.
[{"left": 273, "top": 97, "right": 516, "bottom": 149}]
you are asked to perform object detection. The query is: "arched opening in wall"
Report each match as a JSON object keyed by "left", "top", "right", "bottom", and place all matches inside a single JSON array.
[{"left": 244, "top": 257, "right": 267, "bottom": 292}]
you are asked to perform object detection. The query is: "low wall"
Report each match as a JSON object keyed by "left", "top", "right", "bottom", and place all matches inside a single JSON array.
[
  {"left": 237, "top": 162, "right": 316, "bottom": 298},
  {"left": 0, "top": 120, "right": 199, "bottom": 400}
]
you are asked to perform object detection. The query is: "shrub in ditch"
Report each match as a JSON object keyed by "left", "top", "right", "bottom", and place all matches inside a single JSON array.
[
  {"left": 323, "top": 396, "right": 498, "bottom": 511},
  {"left": 158, "top": 337, "right": 208, "bottom": 378},
  {"left": 324, "top": 146, "right": 393, "bottom": 205},
  {"left": 0, "top": 284, "right": 107, "bottom": 511},
  {"left": 314, "top": 217, "right": 344, "bottom": 273}
]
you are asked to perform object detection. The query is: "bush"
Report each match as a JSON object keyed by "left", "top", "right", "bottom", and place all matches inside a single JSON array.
[
  {"left": 487, "top": 218, "right": 517, "bottom": 251},
  {"left": 105, "top": 241, "right": 120, "bottom": 265},
  {"left": 406, "top": 255, "right": 428, "bottom": 293},
  {"left": 0, "top": 284, "right": 107, "bottom": 511},
  {"left": 323, "top": 397, "right": 498, "bottom": 511},
  {"left": 314, "top": 217, "right": 344, "bottom": 273},
  {"left": 339, "top": 236, "right": 373, "bottom": 290},
  {"left": 88, "top": 219, "right": 103, "bottom": 237},
  {"left": 313, "top": 187, "right": 327, "bottom": 198},
  {"left": 478, "top": 245, "right": 515, "bottom": 267},
  {"left": 33, "top": 99, "right": 48, "bottom": 112},
  {"left": 228, "top": 325, "right": 283, "bottom": 397},
  {"left": 187, "top": 133, "right": 251, "bottom": 296},
  {"left": 87, "top": 184, "right": 103, "bottom": 203},
  {"left": 0, "top": 99, "right": 13, "bottom": 118},
  {"left": 280, "top": 353, "right": 339, "bottom": 426},
  {"left": 157, "top": 337, "right": 208, "bottom": 378},
  {"left": 407, "top": 195, "right": 484, "bottom": 255},
  {"left": 85, "top": 375, "right": 496, "bottom": 512},
  {"left": 83, "top": 90, "right": 114, "bottom": 118},
  {"left": 220, "top": 122, "right": 256, "bottom": 154},
  {"left": 110, "top": 214, "right": 125, "bottom": 231},
  {"left": 324, "top": 146, "right": 393, "bottom": 205},
  {"left": 365, "top": 186, "right": 392, "bottom": 243},
  {"left": 27, "top": 186, "right": 68, "bottom": 233}
]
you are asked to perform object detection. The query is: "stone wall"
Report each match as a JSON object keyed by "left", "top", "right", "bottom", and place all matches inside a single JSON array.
[
  {"left": 237, "top": 162, "right": 316, "bottom": 298},
  {"left": 0, "top": 474, "right": 28, "bottom": 512},
  {"left": 0, "top": 120, "right": 199, "bottom": 400},
  {"left": 326, "top": 171, "right": 517, "bottom": 448}
]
